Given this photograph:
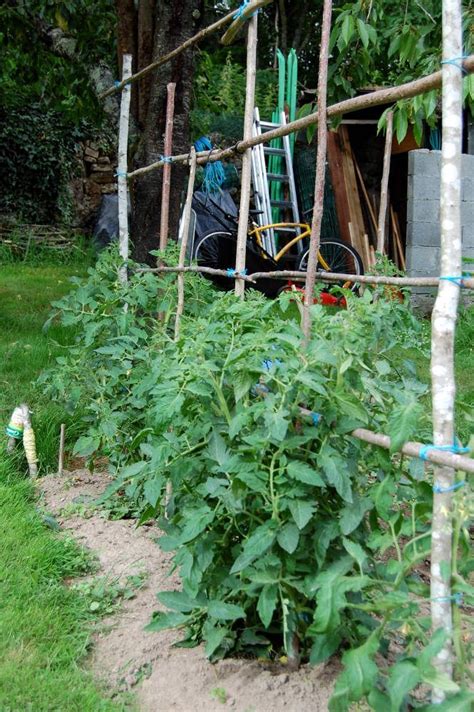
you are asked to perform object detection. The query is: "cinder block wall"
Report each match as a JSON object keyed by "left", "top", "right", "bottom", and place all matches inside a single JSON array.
[{"left": 406, "top": 149, "right": 474, "bottom": 310}]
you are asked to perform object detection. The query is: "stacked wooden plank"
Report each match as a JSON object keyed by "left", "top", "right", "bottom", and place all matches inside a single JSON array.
[{"left": 0, "top": 223, "right": 83, "bottom": 254}]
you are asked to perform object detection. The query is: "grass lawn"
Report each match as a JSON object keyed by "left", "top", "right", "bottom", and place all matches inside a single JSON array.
[{"left": 0, "top": 263, "right": 126, "bottom": 710}]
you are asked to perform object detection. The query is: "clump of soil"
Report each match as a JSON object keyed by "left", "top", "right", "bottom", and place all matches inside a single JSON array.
[{"left": 40, "top": 470, "right": 338, "bottom": 711}]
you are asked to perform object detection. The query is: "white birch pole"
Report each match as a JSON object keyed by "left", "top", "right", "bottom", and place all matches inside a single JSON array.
[
  {"left": 430, "top": 0, "right": 463, "bottom": 700},
  {"left": 376, "top": 110, "right": 393, "bottom": 254},
  {"left": 117, "top": 54, "right": 132, "bottom": 285},
  {"left": 174, "top": 148, "right": 197, "bottom": 341},
  {"left": 234, "top": 13, "right": 258, "bottom": 298}
]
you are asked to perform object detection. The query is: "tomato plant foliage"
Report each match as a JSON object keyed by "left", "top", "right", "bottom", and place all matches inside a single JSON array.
[{"left": 42, "top": 250, "right": 474, "bottom": 710}]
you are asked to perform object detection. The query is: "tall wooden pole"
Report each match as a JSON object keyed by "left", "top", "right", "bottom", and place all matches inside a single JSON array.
[
  {"left": 376, "top": 110, "right": 393, "bottom": 254},
  {"left": 159, "top": 82, "right": 176, "bottom": 253},
  {"left": 117, "top": 54, "right": 132, "bottom": 285},
  {"left": 174, "top": 148, "right": 197, "bottom": 341},
  {"left": 234, "top": 13, "right": 258, "bottom": 298},
  {"left": 430, "top": 0, "right": 463, "bottom": 701},
  {"left": 302, "top": 0, "right": 332, "bottom": 343}
]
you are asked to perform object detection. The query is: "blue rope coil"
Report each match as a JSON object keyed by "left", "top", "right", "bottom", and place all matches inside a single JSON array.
[
  {"left": 433, "top": 480, "right": 467, "bottom": 494},
  {"left": 441, "top": 55, "right": 469, "bottom": 74},
  {"left": 194, "top": 136, "right": 225, "bottom": 194},
  {"left": 419, "top": 443, "right": 469, "bottom": 461}
]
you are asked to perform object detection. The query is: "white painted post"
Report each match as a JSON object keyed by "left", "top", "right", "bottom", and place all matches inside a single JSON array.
[
  {"left": 174, "top": 147, "right": 197, "bottom": 341},
  {"left": 430, "top": 0, "right": 463, "bottom": 701},
  {"left": 234, "top": 13, "right": 258, "bottom": 298},
  {"left": 117, "top": 54, "right": 132, "bottom": 284}
]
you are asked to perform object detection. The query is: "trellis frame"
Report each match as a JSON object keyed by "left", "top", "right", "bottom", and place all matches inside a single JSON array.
[{"left": 108, "top": 1, "right": 471, "bottom": 699}]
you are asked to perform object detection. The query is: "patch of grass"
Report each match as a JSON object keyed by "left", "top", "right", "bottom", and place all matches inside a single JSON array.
[
  {"left": 0, "top": 262, "right": 129, "bottom": 709},
  {"left": 0, "top": 478, "right": 126, "bottom": 710},
  {"left": 0, "top": 264, "right": 88, "bottom": 474}
]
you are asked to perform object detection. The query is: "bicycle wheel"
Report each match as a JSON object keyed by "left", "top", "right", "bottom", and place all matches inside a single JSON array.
[
  {"left": 297, "top": 238, "right": 364, "bottom": 292},
  {"left": 193, "top": 231, "right": 236, "bottom": 290}
]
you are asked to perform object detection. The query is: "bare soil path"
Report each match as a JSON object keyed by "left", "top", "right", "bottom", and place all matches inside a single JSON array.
[{"left": 39, "top": 470, "right": 337, "bottom": 712}]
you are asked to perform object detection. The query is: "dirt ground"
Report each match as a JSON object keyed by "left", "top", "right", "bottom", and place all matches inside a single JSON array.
[{"left": 39, "top": 470, "right": 338, "bottom": 712}]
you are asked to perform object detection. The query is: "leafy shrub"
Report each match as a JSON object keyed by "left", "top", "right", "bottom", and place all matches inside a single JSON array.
[{"left": 42, "top": 250, "right": 473, "bottom": 710}]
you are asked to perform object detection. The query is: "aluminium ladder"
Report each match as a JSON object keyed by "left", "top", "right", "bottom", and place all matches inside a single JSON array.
[{"left": 251, "top": 107, "right": 301, "bottom": 258}]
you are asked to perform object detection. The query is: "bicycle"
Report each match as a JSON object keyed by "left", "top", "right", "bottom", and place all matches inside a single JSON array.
[{"left": 190, "top": 199, "right": 364, "bottom": 296}]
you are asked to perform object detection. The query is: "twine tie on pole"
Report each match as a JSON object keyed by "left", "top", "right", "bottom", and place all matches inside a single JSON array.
[
  {"left": 441, "top": 55, "right": 469, "bottom": 74},
  {"left": 418, "top": 442, "right": 470, "bottom": 460},
  {"left": 115, "top": 170, "right": 128, "bottom": 178},
  {"left": 114, "top": 80, "right": 121, "bottom": 88},
  {"left": 433, "top": 480, "right": 467, "bottom": 494},
  {"left": 226, "top": 268, "right": 248, "bottom": 278},
  {"left": 233, "top": 0, "right": 250, "bottom": 19},
  {"left": 311, "top": 412, "right": 322, "bottom": 426},
  {"left": 160, "top": 155, "right": 173, "bottom": 164},
  {"left": 431, "top": 592, "right": 463, "bottom": 605},
  {"left": 439, "top": 275, "right": 468, "bottom": 287}
]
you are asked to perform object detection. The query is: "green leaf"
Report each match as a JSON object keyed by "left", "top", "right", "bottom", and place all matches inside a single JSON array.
[
  {"left": 157, "top": 590, "right": 199, "bottom": 613},
  {"left": 277, "top": 522, "right": 300, "bottom": 554},
  {"left": 143, "top": 477, "right": 163, "bottom": 507},
  {"left": 309, "top": 633, "right": 341, "bottom": 664},
  {"left": 287, "top": 460, "right": 325, "bottom": 487},
  {"left": 288, "top": 500, "right": 315, "bottom": 530},
  {"left": 357, "top": 19, "right": 369, "bottom": 48},
  {"left": 423, "top": 691, "right": 474, "bottom": 712},
  {"left": 204, "top": 625, "right": 228, "bottom": 658},
  {"left": 207, "top": 600, "right": 246, "bottom": 621},
  {"left": 342, "top": 538, "right": 367, "bottom": 571},
  {"left": 394, "top": 109, "right": 409, "bottom": 144},
  {"left": 207, "top": 430, "right": 230, "bottom": 467},
  {"left": 73, "top": 435, "right": 100, "bottom": 457},
  {"left": 319, "top": 446, "right": 353, "bottom": 503},
  {"left": 339, "top": 495, "right": 372, "bottom": 535},
  {"left": 179, "top": 507, "right": 214, "bottom": 544},
  {"left": 230, "top": 522, "right": 277, "bottom": 573},
  {"left": 145, "top": 611, "right": 189, "bottom": 632},
  {"left": 388, "top": 660, "right": 420, "bottom": 711},
  {"left": 388, "top": 400, "right": 423, "bottom": 452},
  {"left": 341, "top": 14, "right": 355, "bottom": 46},
  {"left": 420, "top": 672, "right": 460, "bottom": 694},
  {"left": 339, "top": 635, "right": 379, "bottom": 699},
  {"left": 257, "top": 584, "right": 278, "bottom": 628}
]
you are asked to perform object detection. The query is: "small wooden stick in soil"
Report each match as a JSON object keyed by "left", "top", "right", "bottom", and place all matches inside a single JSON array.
[
  {"left": 174, "top": 148, "right": 197, "bottom": 341},
  {"left": 302, "top": 0, "right": 332, "bottom": 345},
  {"left": 58, "top": 424, "right": 66, "bottom": 476}
]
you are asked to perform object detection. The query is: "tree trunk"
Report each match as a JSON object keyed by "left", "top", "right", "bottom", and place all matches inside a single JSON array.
[
  {"left": 132, "top": 1, "right": 202, "bottom": 264},
  {"left": 137, "top": 0, "right": 155, "bottom": 126},
  {"left": 115, "top": 0, "right": 138, "bottom": 119}
]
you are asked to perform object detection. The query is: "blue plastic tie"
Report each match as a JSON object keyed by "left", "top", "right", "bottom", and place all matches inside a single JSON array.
[
  {"left": 441, "top": 55, "right": 469, "bottom": 74},
  {"left": 226, "top": 268, "right": 247, "bottom": 278},
  {"left": 311, "top": 412, "right": 322, "bottom": 426},
  {"left": 440, "top": 276, "right": 466, "bottom": 288},
  {"left": 431, "top": 592, "right": 463, "bottom": 605},
  {"left": 160, "top": 155, "right": 173, "bottom": 164},
  {"left": 114, "top": 170, "right": 127, "bottom": 178},
  {"left": 419, "top": 443, "right": 470, "bottom": 461},
  {"left": 262, "top": 358, "right": 282, "bottom": 371},
  {"left": 114, "top": 80, "right": 121, "bottom": 88},
  {"left": 233, "top": 0, "right": 250, "bottom": 19},
  {"left": 433, "top": 480, "right": 467, "bottom": 494}
]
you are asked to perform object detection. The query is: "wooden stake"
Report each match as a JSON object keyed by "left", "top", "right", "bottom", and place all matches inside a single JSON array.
[
  {"left": 353, "top": 153, "right": 378, "bottom": 234},
  {"left": 376, "top": 110, "right": 393, "bottom": 254},
  {"left": 430, "top": 0, "right": 463, "bottom": 699},
  {"left": 117, "top": 54, "right": 132, "bottom": 285},
  {"left": 174, "top": 148, "right": 197, "bottom": 341},
  {"left": 126, "top": 56, "right": 474, "bottom": 180},
  {"left": 302, "top": 0, "right": 332, "bottom": 344},
  {"left": 159, "top": 83, "right": 176, "bottom": 253},
  {"left": 58, "top": 424, "right": 66, "bottom": 476},
  {"left": 234, "top": 12, "right": 258, "bottom": 299},
  {"left": 390, "top": 206, "right": 406, "bottom": 270}
]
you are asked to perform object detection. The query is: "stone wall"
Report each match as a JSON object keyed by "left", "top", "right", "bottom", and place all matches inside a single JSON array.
[
  {"left": 69, "top": 140, "right": 117, "bottom": 227},
  {"left": 406, "top": 149, "right": 474, "bottom": 311}
]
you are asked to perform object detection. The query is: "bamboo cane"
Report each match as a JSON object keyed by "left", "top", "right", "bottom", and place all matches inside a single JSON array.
[
  {"left": 117, "top": 54, "right": 132, "bottom": 285},
  {"left": 126, "top": 57, "right": 474, "bottom": 180},
  {"left": 159, "top": 83, "right": 176, "bottom": 253},
  {"left": 430, "top": 0, "right": 464, "bottom": 699},
  {"left": 100, "top": 0, "right": 273, "bottom": 99},
  {"left": 174, "top": 148, "right": 197, "bottom": 341},
  {"left": 302, "top": 0, "right": 332, "bottom": 345},
  {"left": 234, "top": 12, "right": 258, "bottom": 299},
  {"left": 376, "top": 111, "right": 393, "bottom": 254}
]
